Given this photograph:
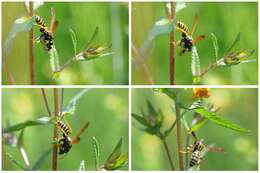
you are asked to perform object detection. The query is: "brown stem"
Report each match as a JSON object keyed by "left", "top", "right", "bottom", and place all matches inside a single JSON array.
[
  {"left": 175, "top": 102, "right": 184, "bottom": 170},
  {"left": 59, "top": 88, "right": 65, "bottom": 116},
  {"left": 41, "top": 88, "right": 52, "bottom": 117},
  {"left": 162, "top": 138, "right": 175, "bottom": 170},
  {"left": 28, "top": 2, "right": 35, "bottom": 84},
  {"left": 3, "top": 59, "right": 15, "bottom": 85},
  {"left": 185, "top": 132, "right": 190, "bottom": 170},
  {"left": 200, "top": 61, "right": 218, "bottom": 78},
  {"left": 131, "top": 43, "right": 154, "bottom": 84},
  {"left": 52, "top": 88, "right": 59, "bottom": 170},
  {"left": 169, "top": 2, "right": 176, "bottom": 85}
]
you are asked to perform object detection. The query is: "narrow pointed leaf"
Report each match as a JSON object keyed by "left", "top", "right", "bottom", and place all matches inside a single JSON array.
[
  {"left": 132, "top": 113, "right": 149, "bottom": 127},
  {"left": 105, "top": 137, "right": 123, "bottom": 165},
  {"left": 210, "top": 33, "right": 219, "bottom": 60},
  {"left": 3, "top": 117, "right": 52, "bottom": 133},
  {"left": 227, "top": 32, "right": 240, "bottom": 52},
  {"left": 92, "top": 137, "right": 100, "bottom": 170},
  {"left": 6, "top": 153, "right": 27, "bottom": 170},
  {"left": 69, "top": 28, "right": 77, "bottom": 56},
  {"left": 194, "top": 107, "right": 250, "bottom": 133},
  {"left": 4, "top": 16, "right": 34, "bottom": 55},
  {"left": 191, "top": 46, "right": 201, "bottom": 84},
  {"left": 105, "top": 153, "right": 128, "bottom": 170},
  {"left": 63, "top": 88, "right": 92, "bottom": 116},
  {"left": 49, "top": 46, "right": 60, "bottom": 74},
  {"left": 175, "top": 2, "right": 186, "bottom": 13},
  {"left": 78, "top": 160, "right": 86, "bottom": 171},
  {"left": 190, "top": 118, "right": 208, "bottom": 132}
]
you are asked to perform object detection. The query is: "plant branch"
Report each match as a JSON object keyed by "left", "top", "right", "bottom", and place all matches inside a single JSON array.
[
  {"left": 59, "top": 88, "right": 65, "bottom": 116},
  {"left": 162, "top": 138, "right": 175, "bottom": 170},
  {"left": 169, "top": 2, "right": 176, "bottom": 85},
  {"left": 200, "top": 61, "right": 218, "bottom": 78},
  {"left": 40, "top": 88, "right": 52, "bottom": 117},
  {"left": 28, "top": 2, "right": 35, "bottom": 84},
  {"left": 175, "top": 102, "right": 184, "bottom": 170},
  {"left": 131, "top": 43, "right": 154, "bottom": 84},
  {"left": 52, "top": 88, "right": 59, "bottom": 170}
]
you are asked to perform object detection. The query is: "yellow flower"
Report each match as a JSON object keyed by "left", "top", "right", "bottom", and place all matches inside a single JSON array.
[{"left": 193, "top": 88, "right": 210, "bottom": 99}]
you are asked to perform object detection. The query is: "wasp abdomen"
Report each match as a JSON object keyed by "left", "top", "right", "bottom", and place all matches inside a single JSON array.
[
  {"left": 57, "top": 121, "right": 71, "bottom": 136},
  {"left": 176, "top": 21, "right": 189, "bottom": 36},
  {"left": 35, "top": 15, "right": 46, "bottom": 28},
  {"left": 190, "top": 151, "right": 201, "bottom": 167}
]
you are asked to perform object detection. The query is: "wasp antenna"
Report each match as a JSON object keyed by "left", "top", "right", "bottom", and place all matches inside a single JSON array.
[{"left": 71, "top": 121, "right": 90, "bottom": 144}]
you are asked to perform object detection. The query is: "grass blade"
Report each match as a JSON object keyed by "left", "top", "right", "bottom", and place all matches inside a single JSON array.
[
  {"left": 32, "top": 148, "right": 52, "bottom": 170},
  {"left": 210, "top": 33, "right": 219, "bottom": 61},
  {"left": 92, "top": 137, "right": 100, "bottom": 170},
  {"left": 78, "top": 160, "right": 86, "bottom": 171}
]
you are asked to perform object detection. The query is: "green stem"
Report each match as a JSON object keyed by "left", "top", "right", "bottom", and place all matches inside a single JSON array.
[
  {"left": 175, "top": 102, "right": 184, "bottom": 170},
  {"left": 52, "top": 89, "right": 59, "bottom": 170},
  {"left": 162, "top": 138, "right": 175, "bottom": 170},
  {"left": 200, "top": 61, "right": 218, "bottom": 78}
]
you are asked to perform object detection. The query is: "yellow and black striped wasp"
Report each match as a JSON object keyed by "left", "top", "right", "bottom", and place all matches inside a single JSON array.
[
  {"left": 55, "top": 116, "right": 90, "bottom": 155},
  {"left": 181, "top": 131, "right": 225, "bottom": 169},
  {"left": 175, "top": 14, "right": 205, "bottom": 55},
  {"left": 34, "top": 9, "right": 58, "bottom": 51}
]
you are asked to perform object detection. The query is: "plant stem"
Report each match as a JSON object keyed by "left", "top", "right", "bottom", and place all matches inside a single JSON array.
[
  {"left": 59, "top": 88, "right": 65, "bottom": 116},
  {"left": 175, "top": 102, "right": 184, "bottom": 170},
  {"left": 200, "top": 61, "right": 218, "bottom": 78},
  {"left": 41, "top": 88, "right": 52, "bottom": 117},
  {"left": 28, "top": 2, "right": 35, "bottom": 84},
  {"left": 131, "top": 43, "right": 154, "bottom": 84},
  {"left": 185, "top": 132, "right": 190, "bottom": 170},
  {"left": 162, "top": 138, "right": 175, "bottom": 170},
  {"left": 52, "top": 88, "right": 59, "bottom": 170},
  {"left": 169, "top": 2, "right": 176, "bottom": 85}
]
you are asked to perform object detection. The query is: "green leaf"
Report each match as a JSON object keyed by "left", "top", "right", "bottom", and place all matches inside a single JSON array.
[
  {"left": 191, "top": 46, "right": 201, "bottom": 84},
  {"left": 105, "top": 153, "right": 128, "bottom": 170},
  {"left": 63, "top": 89, "right": 92, "bottom": 116},
  {"left": 140, "top": 17, "right": 174, "bottom": 55},
  {"left": 49, "top": 46, "right": 60, "bottom": 74},
  {"left": 194, "top": 107, "right": 250, "bottom": 133},
  {"left": 32, "top": 148, "right": 52, "bottom": 170},
  {"left": 6, "top": 153, "right": 27, "bottom": 170},
  {"left": 190, "top": 118, "right": 208, "bottom": 132},
  {"left": 227, "top": 32, "right": 240, "bottom": 52},
  {"left": 104, "top": 137, "right": 128, "bottom": 170},
  {"left": 132, "top": 113, "right": 149, "bottom": 127},
  {"left": 69, "top": 28, "right": 77, "bottom": 56},
  {"left": 210, "top": 33, "right": 219, "bottom": 61},
  {"left": 223, "top": 50, "right": 255, "bottom": 66},
  {"left": 78, "top": 160, "right": 86, "bottom": 171},
  {"left": 105, "top": 137, "right": 122, "bottom": 163},
  {"left": 4, "top": 16, "right": 34, "bottom": 55},
  {"left": 175, "top": 2, "right": 186, "bottom": 13},
  {"left": 3, "top": 117, "right": 52, "bottom": 133},
  {"left": 92, "top": 137, "right": 100, "bottom": 170}
]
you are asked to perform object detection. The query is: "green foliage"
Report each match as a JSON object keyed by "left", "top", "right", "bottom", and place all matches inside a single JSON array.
[
  {"left": 4, "top": 16, "right": 34, "bottom": 55},
  {"left": 78, "top": 160, "right": 86, "bottom": 171},
  {"left": 49, "top": 46, "right": 60, "bottom": 79},
  {"left": 6, "top": 153, "right": 27, "bottom": 170},
  {"left": 69, "top": 28, "right": 78, "bottom": 56},
  {"left": 92, "top": 137, "right": 100, "bottom": 170},
  {"left": 3, "top": 117, "right": 52, "bottom": 133},
  {"left": 194, "top": 107, "right": 250, "bottom": 133},
  {"left": 104, "top": 137, "right": 128, "bottom": 170},
  {"left": 191, "top": 46, "right": 201, "bottom": 84},
  {"left": 63, "top": 88, "right": 92, "bottom": 116},
  {"left": 210, "top": 33, "right": 219, "bottom": 61}
]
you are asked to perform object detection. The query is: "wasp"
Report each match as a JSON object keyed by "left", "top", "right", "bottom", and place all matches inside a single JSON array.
[
  {"left": 55, "top": 117, "right": 90, "bottom": 156},
  {"left": 34, "top": 9, "right": 58, "bottom": 51},
  {"left": 181, "top": 132, "right": 225, "bottom": 169},
  {"left": 175, "top": 14, "right": 205, "bottom": 55}
]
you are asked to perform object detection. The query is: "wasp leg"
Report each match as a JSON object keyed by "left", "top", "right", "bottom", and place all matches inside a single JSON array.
[{"left": 33, "top": 36, "right": 40, "bottom": 44}]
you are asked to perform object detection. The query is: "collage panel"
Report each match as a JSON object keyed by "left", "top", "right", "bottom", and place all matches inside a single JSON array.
[
  {"left": 132, "top": 2, "right": 258, "bottom": 85},
  {"left": 132, "top": 88, "right": 258, "bottom": 170},
  {"left": 2, "top": 2, "right": 129, "bottom": 85},
  {"left": 2, "top": 88, "right": 129, "bottom": 170}
]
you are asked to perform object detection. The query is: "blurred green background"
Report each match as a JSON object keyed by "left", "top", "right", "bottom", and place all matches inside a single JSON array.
[
  {"left": 2, "top": 2, "right": 129, "bottom": 85},
  {"left": 132, "top": 2, "right": 258, "bottom": 85},
  {"left": 2, "top": 88, "right": 128, "bottom": 170},
  {"left": 132, "top": 88, "right": 258, "bottom": 170}
]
